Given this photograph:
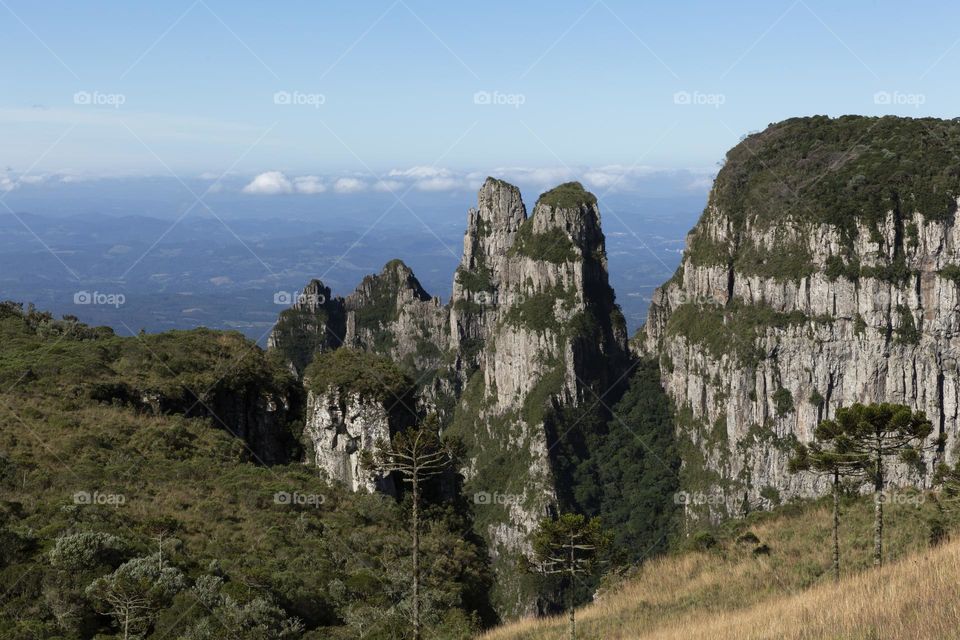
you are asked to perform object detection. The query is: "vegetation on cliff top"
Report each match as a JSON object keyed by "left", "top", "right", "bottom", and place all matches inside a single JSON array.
[
  {"left": 536, "top": 182, "right": 598, "bottom": 209},
  {"left": 304, "top": 347, "right": 415, "bottom": 405},
  {"left": 0, "top": 301, "right": 296, "bottom": 412},
  {"left": 683, "top": 116, "right": 960, "bottom": 281},
  {"left": 712, "top": 115, "right": 960, "bottom": 233}
]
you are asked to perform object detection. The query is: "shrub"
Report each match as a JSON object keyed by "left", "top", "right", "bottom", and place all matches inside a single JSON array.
[
  {"left": 773, "top": 388, "right": 794, "bottom": 417},
  {"left": 736, "top": 531, "right": 760, "bottom": 545},
  {"left": 692, "top": 531, "right": 718, "bottom": 551},
  {"left": 304, "top": 348, "right": 414, "bottom": 403},
  {"left": 510, "top": 225, "right": 578, "bottom": 264},
  {"left": 809, "top": 389, "right": 825, "bottom": 408}
]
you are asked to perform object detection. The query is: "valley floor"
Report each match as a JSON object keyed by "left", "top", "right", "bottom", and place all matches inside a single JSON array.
[{"left": 482, "top": 495, "right": 960, "bottom": 640}]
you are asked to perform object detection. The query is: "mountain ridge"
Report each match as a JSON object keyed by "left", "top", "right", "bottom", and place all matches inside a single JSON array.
[{"left": 270, "top": 176, "right": 637, "bottom": 615}]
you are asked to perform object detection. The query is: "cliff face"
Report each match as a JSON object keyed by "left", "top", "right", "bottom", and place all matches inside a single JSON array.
[
  {"left": 303, "top": 387, "right": 396, "bottom": 494},
  {"left": 271, "top": 177, "right": 629, "bottom": 616},
  {"left": 267, "top": 279, "right": 345, "bottom": 375},
  {"left": 642, "top": 115, "right": 960, "bottom": 517},
  {"left": 269, "top": 262, "right": 449, "bottom": 379},
  {"left": 299, "top": 347, "right": 417, "bottom": 492},
  {"left": 344, "top": 259, "right": 450, "bottom": 379},
  {"left": 447, "top": 179, "right": 629, "bottom": 614},
  {"left": 449, "top": 177, "right": 527, "bottom": 375}
]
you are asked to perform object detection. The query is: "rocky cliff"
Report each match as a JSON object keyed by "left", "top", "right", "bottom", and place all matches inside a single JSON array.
[
  {"left": 271, "top": 177, "right": 630, "bottom": 615},
  {"left": 641, "top": 115, "right": 960, "bottom": 517},
  {"left": 267, "top": 279, "right": 345, "bottom": 375},
  {"left": 270, "top": 261, "right": 448, "bottom": 379},
  {"left": 445, "top": 180, "right": 630, "bottom": 612},
  {"left": 300, "top": 347, "right": 417, "bottom": 492},
  {"left": 343, "top": 259, "right": 449, "bottom": 371}
]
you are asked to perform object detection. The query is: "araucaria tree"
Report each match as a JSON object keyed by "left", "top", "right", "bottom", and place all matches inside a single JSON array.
[
  {"left": 85, "top": 554, "right": 185, "bottom": 640},
  {"left": 814, "top": 403, "right": 937, "bottom": 567},
  {"left": 372, "top": 418, "right": 452, "bottom": 640},
  {"left": 532, "top": 513, "right": 610, "bottom": 640},
  {"left": 789, "top": 426, "right": 867, "bottom": 581}
]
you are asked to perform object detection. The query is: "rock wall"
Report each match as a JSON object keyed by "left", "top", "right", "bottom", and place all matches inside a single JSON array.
[
  {"left": 303, "top": 387, "right": 396, "bottom": 494},
  {"left": 267, "top": 279, "right": 345, "bottom": 376},
  {"left": 343, "top": 259, "right": 450, "bottom": 373},
  {"left": 642, "top": 197, "right": 960, "bottom": 518},
  {"left": 446, "top": 179, "right": 629, "bottom": 614}
]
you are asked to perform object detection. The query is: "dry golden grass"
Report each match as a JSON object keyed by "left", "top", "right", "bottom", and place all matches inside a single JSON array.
[{"left": 483, "top": 496, "right": 960, "bottom": 640}]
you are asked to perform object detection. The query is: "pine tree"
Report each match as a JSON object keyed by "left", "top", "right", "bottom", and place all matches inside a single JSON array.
[
  {"left": 372, "top": 417, "right": 452, "bottom": 640},
  {"left": 788, "top": 427, "right": 867, "bottom": 581},
  {"left": 817, "top": 403, "right": 937, "bottom": 566},
  {"left": 532, "top": 514, "right": 610, "bottom": 640}
]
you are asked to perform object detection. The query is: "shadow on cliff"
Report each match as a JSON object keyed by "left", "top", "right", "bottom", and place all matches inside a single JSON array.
[{"left": 542, "top": 356, "right": 682, "bottom": 608}]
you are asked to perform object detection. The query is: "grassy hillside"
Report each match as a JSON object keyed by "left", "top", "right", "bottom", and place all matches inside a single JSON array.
[
  {"left": 483, "top": 491, "right": 960, "bottom": 640},
  {"left": 0, "top": 304, "right": 492, "bottom": 639}
]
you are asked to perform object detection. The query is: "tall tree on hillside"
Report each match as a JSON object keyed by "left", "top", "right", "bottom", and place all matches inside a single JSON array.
[
  {"left": 929, "top": 461, "right": 960, "bottom": 544},
  {"left": 788, "top": 428, "right": 867, "bottom": 581},
  {"left": 372, "top": 417, "right": 452, "bottom": 640},
  {"left": 815, "top": 403, "right": 937, "bottom": 566},
  {"left": 85, "top": 554, "right": 185, "bottom": 640},
  {"left": 532, "top": 514, "right": 610, "bottom": 640}
]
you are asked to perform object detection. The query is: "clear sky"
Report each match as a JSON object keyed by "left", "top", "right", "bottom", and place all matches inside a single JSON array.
[{"left": 2, "top": 0, "right": 959, "bottom": 191}]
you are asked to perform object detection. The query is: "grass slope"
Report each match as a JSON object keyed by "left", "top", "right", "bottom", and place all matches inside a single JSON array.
[
  {"left": 0, "top": 306, "right": 491, "bottom": 639},
  {"left": 483, "top": 491, "right": 960, "bottom": 639}
]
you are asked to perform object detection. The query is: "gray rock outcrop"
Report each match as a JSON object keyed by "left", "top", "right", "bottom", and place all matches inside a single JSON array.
[
  {"left": 303, "top": 387, "right": 396, "bottom": 494},
  {"left": 641, "top": 116, "right": 960, "bottom": 518}
]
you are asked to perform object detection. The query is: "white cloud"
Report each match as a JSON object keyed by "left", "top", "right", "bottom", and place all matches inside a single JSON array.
[
  {"left": 0, "top": 171, "right": 51, "bottom": 191},
  {"left": 242, "top": 171, "right": 293, "bottom": 195},
  {"left": 334, "top": 177, "right": 365, "bottom": 193},
  {"left": 583, "top": 165, "right": 658, "bottom": 190},
  {"left": 294, "top": 175, "right": 326, "bottom": 194},
  {"left": 387, "top": 166, "right": 452, "bottom": 179}
]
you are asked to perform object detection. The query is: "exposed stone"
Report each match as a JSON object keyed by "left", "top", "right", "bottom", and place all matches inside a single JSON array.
[
  {"left": 303, "top": 387, "right": 396, "bottom": 494},
  {"left": 267, "top": 279, "right": 345, "bottom": 375},
  {"left": 344, "top": 259, "right": 449, "bottom": 376},
  {"left": 642, "top": 199, "right": 960, "bottom": 518}
]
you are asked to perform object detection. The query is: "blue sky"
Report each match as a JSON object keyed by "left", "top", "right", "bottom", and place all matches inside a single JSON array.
[{"left": 2, "top": 0, "right": 959, "bottom": 193}]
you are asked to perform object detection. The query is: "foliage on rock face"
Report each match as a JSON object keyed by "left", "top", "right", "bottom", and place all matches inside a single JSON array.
[
  {"left": 510, "top": 225, "right": 578, "bottom": 264},
  {"left": 349, "top": 259, "right": 429, "bottom": 334},
  {"left": 0, "top": 308, "right": 491, "bottom": 639},
  {"left": 665, "top": 301, "right": 816, "bottom": 365},
  {"left": 456, "top": 265, "right": 494, "bottom": 293},
  {"left": 712, "top": 115, "right": 960, "bottom": 235},
  {"left": 269, "top": 281, "right": 346, "bottom": 376},
  {"left": 773, "top": 388, "right": 794, "bottom": 417}
]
